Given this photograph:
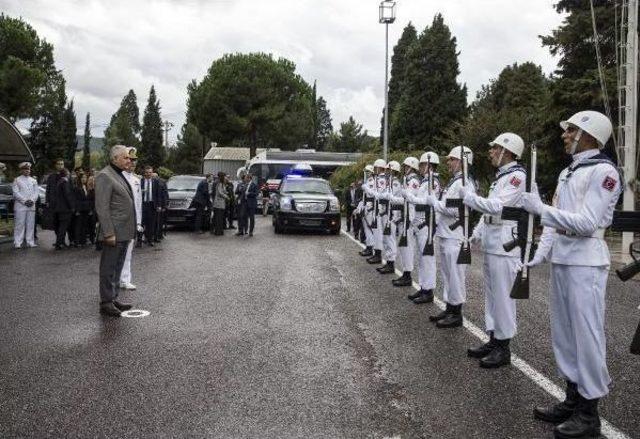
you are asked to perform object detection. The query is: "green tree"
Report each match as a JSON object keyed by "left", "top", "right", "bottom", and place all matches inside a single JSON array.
[
  {"left": 0, "top": 14, "right": 56, "bottom": 122},
  {"left": 315, "top": 96, "right": 333, "bottom": 151},
  {"left": 166, "top": 122, "right": 206, "bottom": 174},
  {"left": 121, "top": 89, "right": 141, "bottom": 135},
  {"left": 187, "top": 53, "right": 314, "bottom": 158},
  {"left": 140, "top": 85, "right": 164, "bottom": 168},
  {"left": 331, "top": 116, "right": 376, "bottom": 153},
  {"left": 382, "top": 22, "right": 417, "bottom": 141},
  {"left": 62, "top": 99, "right": 77, "bottom": 167},
  {"left": 390, "top": 14, "right": 467, "bottom": 151},
  {"left": 82, "top": 112, "right": 91, "bottom": 170},
  {"left": 103, "top": 90, "right": 141, "bottom": 161}
]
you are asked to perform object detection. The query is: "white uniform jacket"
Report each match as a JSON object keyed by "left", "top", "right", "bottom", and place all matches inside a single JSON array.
[
  {"left": 361, "top": 175, "right": 376, "bottom": 214},
  {"left": 405, "top": 173, "right": 441, "bottom": 228},
  {"left": 465, "top": 162, "right": 526, "bottom": 257},
  {"left": 391, "top": 173, "right": 421, "bottom": 223},
  {"left": 539, "top": 150, "right": 622, "bottom": 267},
  {"left": 432, "top": 172, "right": 475, "bottom": 240},
  {"left": 12, "top": 175, "right": 39, "bottom": 212},
  {"left": 123, "top": 171, "right": 142, "bottom": 227}
]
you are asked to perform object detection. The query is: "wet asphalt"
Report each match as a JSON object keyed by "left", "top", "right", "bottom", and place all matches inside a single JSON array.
[{"left": 0, "top": 217, "right": 638, "bottom": 438}]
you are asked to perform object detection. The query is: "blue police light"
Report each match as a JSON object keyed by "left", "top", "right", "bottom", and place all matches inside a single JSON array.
[{"left": 285, "top": 163, "right": 314, "bottom": 178}]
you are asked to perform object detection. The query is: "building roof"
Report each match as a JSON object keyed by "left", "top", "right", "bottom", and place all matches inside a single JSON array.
[{"left": 204, "top": 146, "right": 271, "bottom": 162}]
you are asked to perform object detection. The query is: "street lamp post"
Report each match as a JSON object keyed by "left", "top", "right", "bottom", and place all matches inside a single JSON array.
[{"left": 379, "top": 1, "right": 396, "bottom": 162}]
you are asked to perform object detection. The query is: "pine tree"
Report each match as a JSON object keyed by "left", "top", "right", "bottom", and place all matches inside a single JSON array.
[
  {"left": 315, "top": 96, "right": 333, "bottom": 151},
  {"left": 121, "top": 89, "right": 141, "bottom": 135},
  {"left": 390, "top": 14, "right": 467, "bottom": 151},
  {"left": 103, "top": 90, "right": 141, "bottom": 164},
  {"left": 331, "top": 116, "right": 375, "bottom": 152},
  {"left": 62, "top": 100, "right": 77, "bottom": 167},
  {"left": 140, "top": 85, "right": 164, "bottom": 168},
  {"left": 166, "top": 123, "right": 205, "bottom": 174},
  {"left": 383, "top": 22, "right": 417, "bottom": 142},
  {"left": 82, "top": 112, "right": 91, "bottom": 170},
  {"left": 309, "top": 81, "right": 318, "bottom": 149}
]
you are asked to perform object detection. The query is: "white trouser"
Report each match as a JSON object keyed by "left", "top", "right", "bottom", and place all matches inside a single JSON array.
[
  {"left": 13, "top": 210, "right": 35, "bottom": 247},
  {"left": 372, "top": 214, "right": 383, "bottom": 251},
  {"left": 550, "top": 264, "right": 610, "bottom": 399},
  {"left": 439, "top": 238, "right": 466, "bottom": 306},
  {"left": 381, "top": 215, "right": 397, "bottom": 262},
  {"left": 397, "top": 222, "right": 416, "bottom": 272},
  {"left": 415, "top": 224, "right": 436, "bottom": 291},
  {"left": 363, "top": 215, "right": 374, "bottom": 247},
  {"left": 483, "top": 253, "right": 519, "bottom": 340},
  {"left": 120, "top": 240, "right": 135, "bottom": 284}
]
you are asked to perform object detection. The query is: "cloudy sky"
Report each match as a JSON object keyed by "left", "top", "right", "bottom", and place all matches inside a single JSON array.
[{"left": 4, "top": 0, "right": 564, "bottom": 144}]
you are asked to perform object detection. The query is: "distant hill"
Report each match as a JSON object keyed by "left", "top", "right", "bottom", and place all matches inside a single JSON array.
[{"left": 76, "top": 135, "right": 104, "bottom": 151}]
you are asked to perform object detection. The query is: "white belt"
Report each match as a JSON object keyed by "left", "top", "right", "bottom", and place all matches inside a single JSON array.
[
  {"left": 484, "top": 215, "right": 503, "bottom": 225},
  {"left": 557, "top": 228, "right": 606, "bottom": 239}
]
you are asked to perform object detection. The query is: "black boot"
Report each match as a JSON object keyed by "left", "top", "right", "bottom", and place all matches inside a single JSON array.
[
  {"left": 436, "top": 304, "right": 463, "bottom": 328},
  {"left": 412, "top": 289, "right": 434, "bottom": 304},
  {"left": 407, "top": 290, "right": 422, "bottom": 300},
  {"left": 468, "top": 332, "right": 496, "bottom": 358},
  {"left": 359, "top": 246, "right": 373, "bottom": 257},
  {"left": 376, "top": 261, "right": 395, "bottom": 274},
  {"left": 366, "top": 249, "right": 382, "bottom": 264},
  {"left": 392, "top": 271, "right": 412, "bottom": 287},
  {"left": 534, "top": 381, "right": 579, "bottom": 424},
  {"left": 479, "top": 338, "right": 511, "bottom": 368},
  {"left": 553, "top": 396, "right": 601, "bottom": 439},
  {"left": 429, "top": 303, "right": 451, "bottom": 322}
]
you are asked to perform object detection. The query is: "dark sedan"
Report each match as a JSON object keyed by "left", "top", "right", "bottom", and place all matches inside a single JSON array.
[
  {"left": 165, "top": 175, "right": 205, "bottom": 226},
  {"left": 271, "top": 176, "right": 341, "bottom": 235}
]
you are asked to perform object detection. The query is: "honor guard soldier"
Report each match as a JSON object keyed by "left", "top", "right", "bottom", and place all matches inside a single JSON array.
[
  {"left": 461, "top": 133, "right": 526, "bottom": 367},
  {"left": 12, "top": 162, "right": 39, "bottom": 248},
  {"left": 520, "top": 111, "right": 621, "bottom": 439},
  {"left": 423, "top": 146, "right": 475, "bottom": 328},
  {"left": 376, "top": 160, "right": 402, "bottom": 274},
  {"left": 358, "top": 164, "right": 375, "bottom": 257},
  {"left": 119, "top": 147, "right": 143, "bottom": 290},
  {"left": 391, "top": 157, "right": 421, "bottom": 287},
  {"left": 402, "top": 152, "right": 441, "bottom": 304},
  {"left": 364, "top": 159, "right": 388, "bottom": 265}
]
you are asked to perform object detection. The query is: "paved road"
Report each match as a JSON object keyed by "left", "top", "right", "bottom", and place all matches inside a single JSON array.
[{"left": 0, "top": 217, "right": 638, "bottom": 438}]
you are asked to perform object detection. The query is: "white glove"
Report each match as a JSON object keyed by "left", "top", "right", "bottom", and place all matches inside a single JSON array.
[
  {"left": 401, "top": 188, "right": 409, "bottom": 199},
  {"left": 470, "top": 233, "right": 481, "bottom": 245},
  {"left": 520, "top": 188, "right": 544, "bottom": 216},
  {"left": 137, "top": 225, "right": 144, "bottom": 233},
  {"left": 513, "top": 259, "right": 524, "bottom": 274},
  {"left": 424, "top": 194, "right": 437, "bottom": 206},
  {"left": 526, "top": 252, "right": 546, "bottom": 267}
]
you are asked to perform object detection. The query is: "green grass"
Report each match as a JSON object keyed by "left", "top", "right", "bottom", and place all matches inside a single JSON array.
[{"left": 0, "top": 218, "right": 14, "bottom": 236}]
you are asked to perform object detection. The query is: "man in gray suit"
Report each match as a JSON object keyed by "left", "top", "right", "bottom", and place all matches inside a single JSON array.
[{"left": 95, "top": 145, "right": 136, "bottom": 317}]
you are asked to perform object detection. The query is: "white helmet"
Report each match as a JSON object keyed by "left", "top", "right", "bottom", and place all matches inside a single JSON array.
[
  {"left": 560, "top": 110, "right": 612, "bottom": 148},
  {"left": 489, "top": 132, "right": 524, "bottom": 158},
  {"left": 373, "top": 158, "right": 387, "bottom": 169},
  {"left": 419, "top": 151, "right": 440, "bottom": 165},
  {"left": 387, "top": 160, "right": 401, "bottom": 173},
  {"left": 402, "top": 156, "right": 420, "bottom": 171},
  {"left": 364, "top": 164, "right": 374, "bottom": 173},
  {"left": 447, "top": 146, "right": 473, "bottom": 165}
]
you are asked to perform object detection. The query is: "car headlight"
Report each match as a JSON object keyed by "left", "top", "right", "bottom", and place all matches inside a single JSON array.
[
  {"left": 280, "top": 196, "right": 293, "bottom": 211},
  {"left": 184, "top": 198, "right": 193, "bottom": 208},
  {"left": 329, "top": 197, "right": 340, "bottom": 212}
]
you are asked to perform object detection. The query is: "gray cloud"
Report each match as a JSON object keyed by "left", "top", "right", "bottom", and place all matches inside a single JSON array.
[{"left": 3, "top": 0, "right": 563, "bottom": 144}]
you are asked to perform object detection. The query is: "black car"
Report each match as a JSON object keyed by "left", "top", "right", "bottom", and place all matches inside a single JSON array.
[
  {"left": 271, "top": 175, "right": 341, "bottom": 234},
  {"left": 165, "top": 175, "right": 205, "bottom": 226},
  {"left": 0, "top": 183, "right": 14, "bottom": 220}
]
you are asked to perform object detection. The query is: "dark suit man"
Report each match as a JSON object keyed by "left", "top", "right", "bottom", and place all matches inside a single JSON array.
[
  {"left": 344, "top": 182, "right": 362, "bottom": 233},
  {"left": 140, "top": 167, "right": 162, "bottom": 246},
  {"left": 95, "top": 145, "right": 135, "bottom": 317},
  {"left": 242, "top": 174, "right": 259, "bottom": 236},
  {"left": 235, "top": 179, "right": 247, "bottom": 236},
  {"left": 45, "top": 159, "right": 65, "bottom": 235},
  {"left": 54, "top": 169, "right": 75, "bottom": 249},
  {"left": 154, "top": 175, "right": 168, "bottom": 241},
  {"left": 192, "top": 174, "right": 212, "bottom": 232}
]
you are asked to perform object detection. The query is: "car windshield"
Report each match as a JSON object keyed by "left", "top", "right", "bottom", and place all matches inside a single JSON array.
[
  {"left": 167, "top": 177, "right": 202, "bottom": 192},
  {"left": 0, "top": 184, "right": 12, "bottom": 196},
  {"left": 281, "top": 179, "right": 332, "bottom": 194}
]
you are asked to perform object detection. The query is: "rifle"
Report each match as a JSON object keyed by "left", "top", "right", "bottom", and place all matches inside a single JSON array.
[
  {"left": 398, "top": 175, "right": 409, "bottom": 247},
  {"left": 423, "top": 158, "right": 436, "bottom": 256},
  {"left": 610, "top": 210, "right": 640, "bottom": 355},
  {"left": 501, "top": 143, "right": 538, "bottom": 299},
  {"left": 383, "top": 172, "right": 392, "bottom": 236},
  {"left": 372, "top": 174, "right": 379, "bottom": 229},
  {"left": 445, "top": 149, "right": 471, "bottom": 264}
]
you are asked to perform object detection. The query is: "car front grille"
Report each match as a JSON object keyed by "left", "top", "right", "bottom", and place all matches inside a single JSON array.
[{"left": 295, "top": 201, "right": 326, "bottom": 213}]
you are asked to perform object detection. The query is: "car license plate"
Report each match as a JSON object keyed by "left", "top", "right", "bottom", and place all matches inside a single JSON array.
[{"left": 299, "top": 219, "right": 320, "bottom": 226}]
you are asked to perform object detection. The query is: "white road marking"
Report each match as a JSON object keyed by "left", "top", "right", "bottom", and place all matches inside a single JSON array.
[
  {"left": 340, "top": 230, "right": 630, "bottom": 439},
  {"left": 120, "top": 309, "right": 150, "bottom": 318}
]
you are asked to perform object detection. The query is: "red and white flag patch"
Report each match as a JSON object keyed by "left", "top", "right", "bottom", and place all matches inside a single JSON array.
[
  {"left": 602, "top": 176, "right": 617, "bottom": 192},
  {"left": 509, "top": 176, "right": 522, "bottom": 188}
]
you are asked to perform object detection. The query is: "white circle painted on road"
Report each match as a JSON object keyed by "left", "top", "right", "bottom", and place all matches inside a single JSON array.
[{"left": 121, "top": 309, "right": 150, "bottom": 318}]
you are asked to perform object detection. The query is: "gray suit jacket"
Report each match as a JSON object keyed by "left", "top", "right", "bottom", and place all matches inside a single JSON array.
[{"left": 95, "top": 165, "right": 136, "bottom": 242}]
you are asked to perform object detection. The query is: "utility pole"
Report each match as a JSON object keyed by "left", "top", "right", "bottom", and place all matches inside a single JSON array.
[
  {"left": 162, "top": 120, "right": 174, "bottom": 148},
  {"left": 618, "top": 0, "right": 638, "bottom": 263}
]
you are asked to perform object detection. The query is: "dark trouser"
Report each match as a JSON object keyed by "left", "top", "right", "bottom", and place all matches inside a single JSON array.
[
  {"left": 142, "top": 203, "right": 156, "bottom": 243},
  {"left": 155, "top": 209, "right": 165, "bottom": 240},
  {"left": 87, "top": 212, "right": 96, "bottom": 243},
  {"left": 213, "top": 208, "right": 225, "bottom": 235},
  {"left": 74, "top": 211, "right": 89, "bottom": 245},
  {"left": 194, "top": 205, "right": 208, "bottom": 232},
  {"left": 55, "top": 213, "right": 72, "bottom": 247},
  {"left": 237, "top": 204, "right": 247, "bottom": 234},
  {"left": 246, "top": 206, "right": 256, "bottom": 234},
  {"left": 225, "top": 204, "right": 234, "bottom": 228},
  {"left": 346, "top": 207, "right": 355, "bottom": 231},
  {"left": 99, "top": 241, "right": 129, "bottom": 303}
]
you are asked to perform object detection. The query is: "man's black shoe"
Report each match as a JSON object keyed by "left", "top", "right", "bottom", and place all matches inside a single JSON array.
[
  {"left": 235, "top": 232, "right": 245, "bottom": 236},
  {"left": 392, "top": 271, "right": 412, "bottom": 287},
  {"left": 429, "top": 303, "right": 451, "bottom": 322},
  {"left": 359, "top": 246, "right": 373, "bottom": 257},
  {"left": 436, "top": 304, "right": 463, "bottom": 328},
  {"left": 100, "top": 302, "right": 122, "bottom": 317},
  {"left": 468, "top": 332, "right": 496, "bottom": 358},
  {"left": 553, "top": 396, "right": 600, "bottom": 439},
  {"left": 113, "top": 300, "right": 133, "bottom": 311},
  {"left": 366, "top": 250, "right": 382, "bottom": 264},
  {"left": 229, "top": 225, "right": 236, "bottom": 229},
  {"left": 412, "top": 289, "right": 434, "bottom": 304},
  {"left": 147, "top": 241, "right": 154, "bottom": 247},
  {"left": 407, "top": 290, "right": 422, "bottom": 300},
  {"left": 249, "top": 232, "right": 253, "bottom": 237},
  {"left": 479, "top": 339, "right": 511, "bottom": 368},
  {"left": 534, "top": 381, "right": 579, "bottom": 424},
  {"left": 377, "top": 262, "right": 395, "bottom": 274}
]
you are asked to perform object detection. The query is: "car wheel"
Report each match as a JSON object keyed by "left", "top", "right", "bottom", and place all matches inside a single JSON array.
[
  {"left": 274, "top": 221, "right": 283, "bottom": 234},
  {"left": 330, "top": 228, "right": 340, "bottom": 235}
]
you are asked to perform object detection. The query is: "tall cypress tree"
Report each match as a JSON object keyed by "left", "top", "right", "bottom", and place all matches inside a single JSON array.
[
  {"left": 62, "top": 100, "right": 77, "bottom": 167},
  {"left": 390, "top": 14, "right": 467, "bottom": 151},
  {"left": 141, "top": 85, "right": 164, "bottom": 168},
  {"left": 309, "top": 81, "right": 318, "bottom": 149},
  {"left": 82, "top": 112, "right": 91, "bottom": 170},
  {"left": 315, "top": 96, "right": 333, "bottom": 151},
  {"left": 121, "top": 89, "right": 141, "bottom": 135},
  {"left": 103, "top": 91, "right": 140, "bottom": 165},
  {"left": 383, "top": 22, "right": 417, "bottom": 144}
]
